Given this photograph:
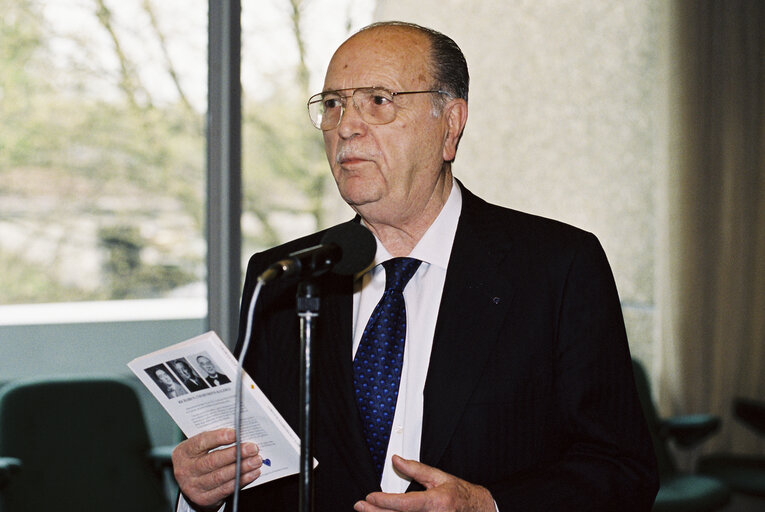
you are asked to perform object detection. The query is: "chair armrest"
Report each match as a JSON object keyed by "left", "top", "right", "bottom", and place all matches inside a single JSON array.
[
  {"left": 0, "top": 457, "right": 22, "bottom": 489},
  {"left": 660, "top": 414, "right": 721, "bottom": 448},
  {"left": 734, "top": 398, "right": 765, "bottom": 436},
  {"left": 147, "top": 445, "right": 176, "bottom": 471}
]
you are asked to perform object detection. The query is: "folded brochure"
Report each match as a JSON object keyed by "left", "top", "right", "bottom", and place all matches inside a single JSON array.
[{"left": 128, "top": 330, "right": 310, "bottom": 488}]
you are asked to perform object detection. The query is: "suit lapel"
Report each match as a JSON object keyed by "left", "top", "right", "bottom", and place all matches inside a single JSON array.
[
  {"left": 419, "top": 187, "right": 518, "bottom": 470},
  {"left": 314, "top": 274, "right": 380, "bottom": 491}
]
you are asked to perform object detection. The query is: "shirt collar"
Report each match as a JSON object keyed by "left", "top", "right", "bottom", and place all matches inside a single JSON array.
[{"left": 365, "top": 177, "right": 462, "bottom": 272}]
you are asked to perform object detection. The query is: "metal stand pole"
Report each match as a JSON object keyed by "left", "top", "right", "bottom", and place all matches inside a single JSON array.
[{"left": 297, "top": 280, "right": 319, "bottom": 512}]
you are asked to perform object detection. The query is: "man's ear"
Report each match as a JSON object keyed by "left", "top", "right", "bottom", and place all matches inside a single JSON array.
[{"left": 442, "top": 98, "right": 468, "bottom": 163}]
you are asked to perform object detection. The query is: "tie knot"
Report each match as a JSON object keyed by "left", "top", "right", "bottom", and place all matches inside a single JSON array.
[{"left": 382, "top": 257, "right": 421, "bottom": 294}]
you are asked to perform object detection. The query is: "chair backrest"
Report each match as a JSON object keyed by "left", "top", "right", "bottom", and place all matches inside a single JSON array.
[
  {"left": 734, "top": 398, "right": 765, "bottom": 436},
  {"left": 0, "top": 376, "right": 169, "bottom": 512},
  {"left": 631, "top": 359, "right": 677, "bottom": 479}
]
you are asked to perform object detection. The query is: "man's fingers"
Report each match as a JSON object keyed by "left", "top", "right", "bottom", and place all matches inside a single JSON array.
[
  {"left": 195, "top": 454, "right": 263, "bottom": 494},
  {"left": 184, "top": 428, "right": 236, "bottom": 456},
  {"left": 172, "top": 428, "right": 261, "bottom": 508},
  {"left": 391, "top": 455, "right": 447, "bottom": 489},
  {"left": 174, "top": 429, "right": 258, "bottom": 470},
  {"left": 195, "top": 442, "right": 258, "bottom": 474},
  {"left": 353, "top": 458, "right": 451, "bottom": 511},
  {"left": 357, "top": 490, "right": 426, "bottom": 512},
  {"left": 178, "top": 453, "right": 263, "bottom": 507},
  {"left": 188, "top": 466, "right": 262, "bottom": 509},
  {"left": 355, "top": 459, "right": 495, "bottom": 512}
]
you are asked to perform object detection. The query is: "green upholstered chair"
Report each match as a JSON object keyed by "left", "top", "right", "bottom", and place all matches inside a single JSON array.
[
  {"left": 631, "top": 360, "right": 731, "bottom": 512},
  {"left": 0, "top": 459, "right": 20, "bottom": 490},
  {"left": 697, "top": 398, "right": 765, "bottom": 499},
  {"left": 0, "top": 376, "right": 172, "bottom": 512}
]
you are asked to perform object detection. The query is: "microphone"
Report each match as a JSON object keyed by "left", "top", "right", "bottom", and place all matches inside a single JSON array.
[{"left": 257, "top": 221, "right": 376, "bottom": 283}]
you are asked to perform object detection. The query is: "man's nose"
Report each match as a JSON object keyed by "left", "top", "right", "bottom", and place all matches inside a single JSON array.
[{"left": 336, "top": 99, "right": 367, "bottom": 139}]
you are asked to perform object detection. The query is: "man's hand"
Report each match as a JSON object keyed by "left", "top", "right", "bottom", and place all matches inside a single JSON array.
[
  {"left": 353, "top": 455, "right": 495, "bottom": 512},
  {"left": 172, "top": 428, "right": 262, "bottom": 509}
]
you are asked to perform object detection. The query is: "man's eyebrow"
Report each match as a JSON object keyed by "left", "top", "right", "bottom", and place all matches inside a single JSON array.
[
  {"left": 320, "top": 86, "right": 388, "bottom": 94},
  {"left": 321, "top": 87, "right": 351, "bottom": 94}
]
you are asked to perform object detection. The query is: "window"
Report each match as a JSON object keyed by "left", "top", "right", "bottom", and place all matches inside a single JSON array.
[
  {"left": 240, "top": 0, "right": 374, "bottom": 258},
  {"left": 0, "top": 0, "right": 207, "bottom": 304}
]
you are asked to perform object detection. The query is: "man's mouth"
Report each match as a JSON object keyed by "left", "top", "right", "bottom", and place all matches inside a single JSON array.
[
  {"left": 336, "top": 148, "right": 375, "bottom": 166},
  {"left": 340, "top": 156, "right": 368, "bottom": 166}
]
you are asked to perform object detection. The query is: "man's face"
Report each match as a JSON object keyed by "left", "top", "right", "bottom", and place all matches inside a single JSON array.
[
  {"left": 156, "top": 369, "right": 173, "bottom": 386},
  {"left": 321, "top": 27, "right": 453, "bottom": 226},
  {"left": 197, "top": 356, "right": 216, "bottom": 375},
  {"left": 174, "top": 362, "right": 191, "bottom": 379}
]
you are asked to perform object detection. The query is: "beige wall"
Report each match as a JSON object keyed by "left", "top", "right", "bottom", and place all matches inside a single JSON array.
[{"left": 373, "top": 1, "right": 663, "bottom": 366}]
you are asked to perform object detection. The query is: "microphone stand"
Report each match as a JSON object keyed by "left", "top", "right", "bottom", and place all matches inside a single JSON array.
[{"left": 296, "top": 280, "right": 319, "bottom": 512}]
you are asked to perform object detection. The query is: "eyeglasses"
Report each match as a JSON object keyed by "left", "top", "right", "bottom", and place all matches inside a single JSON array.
[{"left": 307, "top": 87, "right": 450, "bottom": 131}]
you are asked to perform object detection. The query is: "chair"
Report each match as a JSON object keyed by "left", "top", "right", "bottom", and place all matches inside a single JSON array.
[
  {"left": 631, "top": 359, "right": 731, "bottom": 512},
  {"left": 697, "top": 398, "right": 765, "bottom": 499},
  {"left": 0, "top": 459, "right": 20, "bottom": 490},
  {"left": 0, "top": 376, "right": 173, "bottom": 512}
]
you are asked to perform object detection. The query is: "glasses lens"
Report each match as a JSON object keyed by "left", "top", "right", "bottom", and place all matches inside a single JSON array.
[
  {"left": 308, "top": 88, "right": 400, "bottom": 130},
  {"left": 355, "top": 88, "right": 395, "bottom": 125},
  {"left": 308, "top": 92, "right": 343, "bottom": 130}
]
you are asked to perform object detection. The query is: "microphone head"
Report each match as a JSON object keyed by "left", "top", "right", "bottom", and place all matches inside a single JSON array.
[{"left": 321, "top": 221, "right": 376, "bottom": 275}]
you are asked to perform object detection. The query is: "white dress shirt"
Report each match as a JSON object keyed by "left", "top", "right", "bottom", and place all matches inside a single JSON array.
[
  {"left": 353, "top": 180, "right": 461, "bottom": 493},
  {"left": 179, "top": 181, "right": 463, "bottom": 511}
]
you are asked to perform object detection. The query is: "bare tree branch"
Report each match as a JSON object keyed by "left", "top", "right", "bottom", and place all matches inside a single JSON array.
[
  {"left": 289, "top": 0, "right": 310, "bottom": 95},
  {"left": 142, "top": 0, "right": 196, "bottom": 115},
  {"left": 93, "top": 0, "right": 153, "bottom": 110}
]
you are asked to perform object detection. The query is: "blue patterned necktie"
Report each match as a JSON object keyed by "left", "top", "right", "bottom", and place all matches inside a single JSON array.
[{"left": 353, "top": 257, "right": 421, "bottom": 480}]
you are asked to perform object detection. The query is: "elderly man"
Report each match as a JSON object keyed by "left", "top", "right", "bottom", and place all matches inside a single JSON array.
[
  {"left": 173, "top": 21, "right": 659, "bottom": 511},
  {"left": 196, "top": 355, "right": 231, "bottom": 387},
  {"left": 171, "top": 359, "right": 209, "bottom": 393}
]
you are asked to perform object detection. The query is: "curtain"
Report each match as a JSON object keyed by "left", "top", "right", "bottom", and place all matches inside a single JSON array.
[{"left": 657, "top": 0, "right": 765, "bottom": 454}]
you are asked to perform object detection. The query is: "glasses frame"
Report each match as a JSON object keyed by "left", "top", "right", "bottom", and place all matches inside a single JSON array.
[{"left": 307, "top": 87, "right": 450, "bottom": 131}]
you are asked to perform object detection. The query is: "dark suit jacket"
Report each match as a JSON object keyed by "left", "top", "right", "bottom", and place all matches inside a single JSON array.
[
  {"left": 229, "top": 185, "right": 659, "bottom": 511},
  {"left": 204, "top": 373, "right": 231, "bottom": 387},
  {"left": 180, "top": 376, "right": 208, "bottom": 393}
]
